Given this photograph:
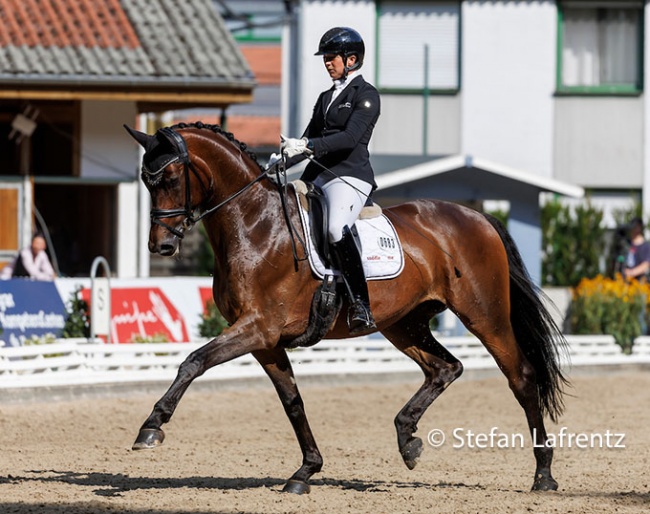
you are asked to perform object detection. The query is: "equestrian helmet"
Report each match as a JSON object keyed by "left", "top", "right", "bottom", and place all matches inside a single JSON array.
[{"left": 315, "top": 27, "right": 365, "bottom": 69}]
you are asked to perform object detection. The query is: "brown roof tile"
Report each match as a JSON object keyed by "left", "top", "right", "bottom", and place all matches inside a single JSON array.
[
  {"left": 0, "top": 0, "right": 253, "bottom": 87},
  {"left": 240, "top": 45, "right": 281, "bottom": 85}
]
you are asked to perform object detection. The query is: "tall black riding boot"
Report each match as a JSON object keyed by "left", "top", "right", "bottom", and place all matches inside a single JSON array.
[{"left": 330, "top": 227, "right": 377, "bottom": 334}]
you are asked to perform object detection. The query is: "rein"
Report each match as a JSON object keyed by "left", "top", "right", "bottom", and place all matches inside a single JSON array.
[{"left": 143, "top": 127, "right": 270, "bottom": 239}]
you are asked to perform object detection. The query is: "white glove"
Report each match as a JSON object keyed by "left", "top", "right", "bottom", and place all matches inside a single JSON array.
[
  {"left": 265, "top": 152, "right": 282, "bottom": 171},
  {"left": 281, "top": 137, "right": 312, "bottom": 159}
]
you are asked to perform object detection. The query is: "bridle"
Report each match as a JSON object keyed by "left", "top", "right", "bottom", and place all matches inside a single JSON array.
[{"left": 142, "top": 127, "right": 269, "bottom": 239}]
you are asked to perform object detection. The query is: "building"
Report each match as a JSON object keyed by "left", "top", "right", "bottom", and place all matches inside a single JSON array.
[
  {"left": 283, "top": 0, "right": 649, "bottom": 282},
  {"left": 174, "top": 0, "right": 286, "bottom": 156},
  {"left": 0, "top": 0, "right": 254, "bottom": 278}
]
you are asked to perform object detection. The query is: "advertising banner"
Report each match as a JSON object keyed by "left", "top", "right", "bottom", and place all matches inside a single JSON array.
[
  {"left": 80, "top": 286, "right": 190, "bottom": 343},
  {"left": 56, "top": 277, "right": 212, "bottom": 344},
  {"left": 0, "top": 279, "right": 67, "bottom": 347}
]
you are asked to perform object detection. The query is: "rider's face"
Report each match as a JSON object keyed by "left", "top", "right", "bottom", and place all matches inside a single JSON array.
[{"left": 323, "top": 54, "right": 356, "bottom": 80}]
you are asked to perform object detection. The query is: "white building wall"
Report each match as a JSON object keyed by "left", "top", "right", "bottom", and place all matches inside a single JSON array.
[
  {"left": 80, "top": 100, "right": 139, "bottom": 180},
  {"left": 461, "top": 0, "right": 557, "bottom": 177},
  {"left": 296, "top": 1, "right": 377, "bottom": 139}
]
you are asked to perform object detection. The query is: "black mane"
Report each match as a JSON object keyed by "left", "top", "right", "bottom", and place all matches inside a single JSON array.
[{"left": 171, "top": 121, "right": 263, "bottom": 170}]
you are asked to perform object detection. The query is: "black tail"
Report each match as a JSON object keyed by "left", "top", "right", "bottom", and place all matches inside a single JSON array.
[{"left": 483, "top": 214, "right": 569, "bottom": 422}]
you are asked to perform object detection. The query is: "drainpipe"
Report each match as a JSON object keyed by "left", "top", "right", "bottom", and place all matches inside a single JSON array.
[{"left": 423, "top": 44, "right": 429, "bottom": 156}]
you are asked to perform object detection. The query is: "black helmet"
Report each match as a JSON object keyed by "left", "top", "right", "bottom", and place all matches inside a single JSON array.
[{"left": 315, "top": 27, "right": 365, "bottom": 70}]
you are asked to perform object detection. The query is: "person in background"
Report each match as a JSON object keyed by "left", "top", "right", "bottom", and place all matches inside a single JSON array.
[
  {"left": 623, "top": 217, "right": 650, "bottom": 282},
  {"left": 0, "top": 233, "right": 56, "bottom": 280}
]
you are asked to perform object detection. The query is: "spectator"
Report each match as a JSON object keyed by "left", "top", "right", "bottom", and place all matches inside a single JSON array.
[
  {"left": 623, "top": 217, "right": 650, "bottom": 281},
  {"left": 0, "top": 233, "right": 56, "bottom": 280}
]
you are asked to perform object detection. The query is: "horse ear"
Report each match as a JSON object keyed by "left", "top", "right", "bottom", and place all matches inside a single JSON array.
[{"left": 123, "top": 124, "right": 151, "bottom": 148}]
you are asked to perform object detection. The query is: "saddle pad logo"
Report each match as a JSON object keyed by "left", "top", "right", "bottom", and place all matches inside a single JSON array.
[{"left": 378, "top": 236, "right": 397, "bottom": 250}]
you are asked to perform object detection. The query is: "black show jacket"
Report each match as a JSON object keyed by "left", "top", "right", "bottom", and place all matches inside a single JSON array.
[{"left": 300, "top": 74, "right": 380, "bottom": 188}]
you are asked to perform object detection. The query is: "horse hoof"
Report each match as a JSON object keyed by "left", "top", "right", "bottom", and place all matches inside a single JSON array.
[
  {"left": 400, "top": 437, "right": 423, "bottom": 470},
  {"left": 531, "top": 473, "right": 558, "bottom": 491},
  {"left": 282, "top": 479, "right": 311, "bottom": 495},
  {"left": 132, "top": 428, "right": 165, "bottom": 450}
]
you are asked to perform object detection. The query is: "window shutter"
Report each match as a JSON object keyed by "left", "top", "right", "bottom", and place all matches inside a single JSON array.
[{"left": 378, "top": 3, "right": 459, "bottom": 89}]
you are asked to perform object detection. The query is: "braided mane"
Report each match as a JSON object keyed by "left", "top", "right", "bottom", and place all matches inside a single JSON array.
[{"left": 171, "top": 121, "right": 263, "bottom": 170}]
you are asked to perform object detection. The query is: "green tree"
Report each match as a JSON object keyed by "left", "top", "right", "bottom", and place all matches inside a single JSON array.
[
  {"left": 542, "top": 198, "right": 605, "bottom": 287},
  {"left": 198, "top": 300, "right": 229, "bottom": 337},
  {"left": 62, "top": 286, "right": 90, "bottom": 338},
  {"left": 196, "top": 224, "right": 215, "bottom": 276}
]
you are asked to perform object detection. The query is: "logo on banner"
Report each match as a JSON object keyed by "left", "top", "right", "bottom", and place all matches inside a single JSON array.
[
  {"left": 82, "top": 287, "right": 189, "bottom": 343},
  {"left": 0, "top": 281, "right": 66, "bottom": 347}
]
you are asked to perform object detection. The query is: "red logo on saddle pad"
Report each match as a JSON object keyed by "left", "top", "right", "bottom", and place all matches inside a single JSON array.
[{"left": 82, "top": 287, "right": 189, "bottom": 343}]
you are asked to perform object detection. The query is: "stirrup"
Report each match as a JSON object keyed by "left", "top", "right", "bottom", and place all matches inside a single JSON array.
[{"left": 348, "top": 301, "right": 376, "bottom": 334}]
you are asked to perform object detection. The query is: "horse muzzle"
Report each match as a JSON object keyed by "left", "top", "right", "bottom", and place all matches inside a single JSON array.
[{"left": 148, "top": 228, "right": 180, "bottom": 256}]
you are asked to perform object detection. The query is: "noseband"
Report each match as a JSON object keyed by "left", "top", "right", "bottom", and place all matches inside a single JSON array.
[{"left": 142, "top": 127, "right": 269, "bottom": 239}]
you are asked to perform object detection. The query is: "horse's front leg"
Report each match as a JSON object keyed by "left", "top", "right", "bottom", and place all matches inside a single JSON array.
[
  {"left": 253, "top": 347, "right": 322, "bottom": 494},
  {"left": 132, "top": 318, "right": 273, "bottom": 450}
]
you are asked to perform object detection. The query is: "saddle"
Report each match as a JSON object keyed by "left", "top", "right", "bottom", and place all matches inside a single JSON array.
[{"left": 294, "top": 180, "right": 381, "bottom": 269}]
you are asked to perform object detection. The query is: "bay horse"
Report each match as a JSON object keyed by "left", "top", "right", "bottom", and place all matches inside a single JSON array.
[{"left": 124, "top": 122, "right": 568, "bottom": 494}]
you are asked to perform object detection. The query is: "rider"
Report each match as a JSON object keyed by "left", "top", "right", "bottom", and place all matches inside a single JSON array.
[{"left": 280, "top": 27, "right": 381, "bottom": 334}]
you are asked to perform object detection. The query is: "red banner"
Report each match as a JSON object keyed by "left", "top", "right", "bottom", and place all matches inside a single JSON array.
[
  {"left": 199, "top": 286, "right": 214, "bottom": 314},
  {"left": 82, "top": 287, "right": 189, "bottom": 343}
]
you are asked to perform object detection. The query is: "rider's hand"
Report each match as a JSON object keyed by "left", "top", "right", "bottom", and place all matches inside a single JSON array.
[
  {"left": 265, "top": 152, "right": 282, "bottom": 170},
  {"left": 281, "top": 137, "right": 312, "bottom": 159},
  {"left": 266, "top": 153, "right": 283, "bottom": 184}
]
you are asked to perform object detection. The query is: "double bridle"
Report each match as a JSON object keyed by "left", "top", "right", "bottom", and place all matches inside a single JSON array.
[{"left": 142, "top": 127, "right": 269, "bottom": 239}]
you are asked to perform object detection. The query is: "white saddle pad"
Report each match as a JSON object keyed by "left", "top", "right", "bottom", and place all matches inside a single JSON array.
[{"left": 293, "top": 183, "right": 404, "bottom": 281}]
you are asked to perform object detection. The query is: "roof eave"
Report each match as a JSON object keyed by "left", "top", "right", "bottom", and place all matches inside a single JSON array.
[
  {"left": 0, "top": 74, "right": 256, "bottom": 89},
  {"left": 376, "top": 155, "right": 584, "bottom": 199}
]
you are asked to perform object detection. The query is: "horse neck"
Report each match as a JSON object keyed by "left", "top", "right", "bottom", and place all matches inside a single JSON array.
[
  {"left": 196, "top": 134, "right": 285, "bottom": 257},
  {"left": 201, "top": 133, "right": 265, "bottom": 196}
]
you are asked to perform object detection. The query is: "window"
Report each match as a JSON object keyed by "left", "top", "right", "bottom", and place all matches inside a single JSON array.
[
  {"left": 558, "top": 1, "right": 643, "bottom": 94},
  {"left": 377, "top": 2, "right": 460, "bottom": 92}
]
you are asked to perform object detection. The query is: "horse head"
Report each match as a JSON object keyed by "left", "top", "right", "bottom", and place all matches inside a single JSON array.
[{"left": 124, "top": 124, "right": 213, "bottom": 256}]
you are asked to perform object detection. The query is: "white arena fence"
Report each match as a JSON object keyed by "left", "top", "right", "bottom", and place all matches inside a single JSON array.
[{"left": 1, "top": 335, "right": 649, "bottom": 390}]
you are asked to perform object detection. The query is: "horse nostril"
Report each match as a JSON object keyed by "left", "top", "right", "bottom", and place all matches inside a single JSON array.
[{"left": 160, "top": 243, "right": 176, "bottom": 256}]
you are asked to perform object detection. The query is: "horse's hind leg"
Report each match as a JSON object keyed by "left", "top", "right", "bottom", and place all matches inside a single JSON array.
[
  {"left": 381, "top": 304, "right": 463, "bottom": 470},
  {"left": 456, "top": 310, "right": 559, "bottom": 491},
  {"left": 480, "top": 331, "right": 558, "bottom": 491},
  {"left": 253, "top": 347, "right": 323, "bottom": 495}
]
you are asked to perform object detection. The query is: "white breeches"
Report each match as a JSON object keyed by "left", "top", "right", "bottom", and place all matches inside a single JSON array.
[{"left": 313, "top": 176, "right": 373, "bottom": 243}]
